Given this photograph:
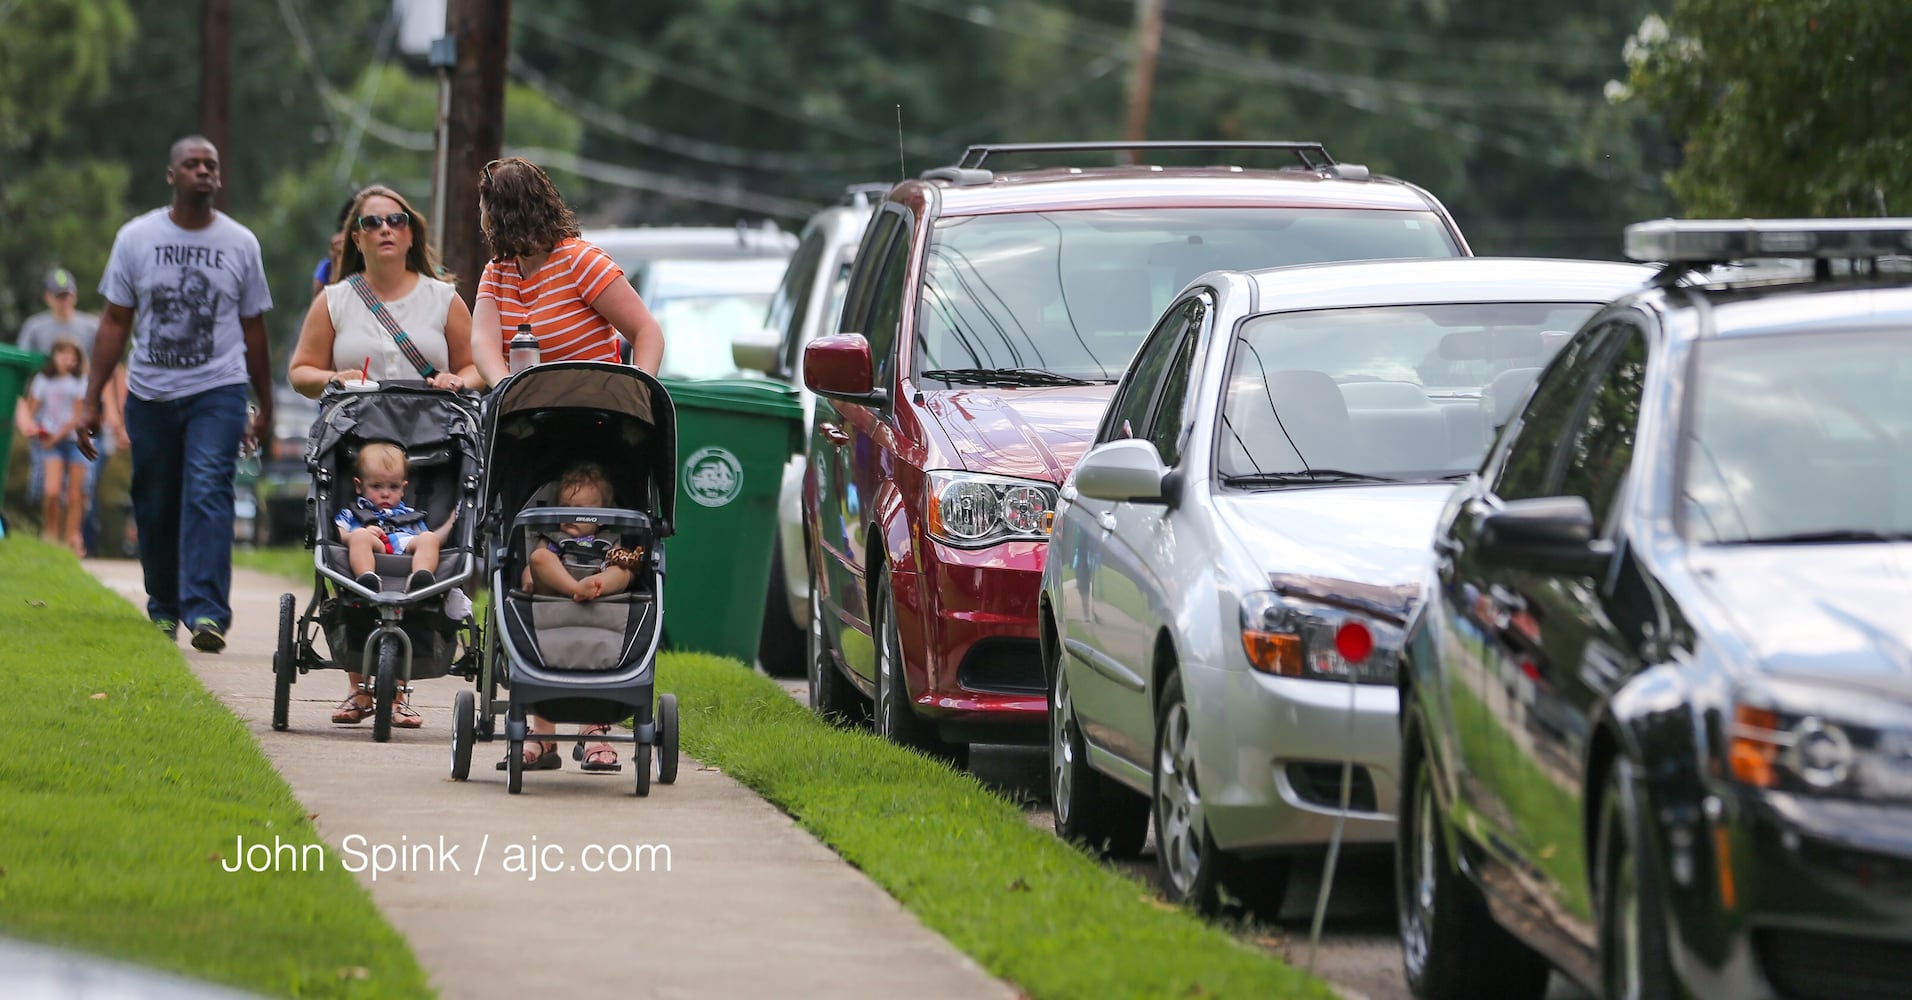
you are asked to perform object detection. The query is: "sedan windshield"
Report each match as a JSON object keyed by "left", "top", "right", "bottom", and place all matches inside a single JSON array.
[
  {"left": 1682, "top": 329, "right": 1912, "bottom": 544},
  {"left": 915, "top": 208, "right": 1457, "bottom": 383},
  {"left": 1218, "top": 301, "right": 1601, "bottom": 483}
]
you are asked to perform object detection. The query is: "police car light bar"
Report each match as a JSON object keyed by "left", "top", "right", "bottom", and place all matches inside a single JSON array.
[{"left": 1625, "top": 218, "right": 1912, "bottom": 263}]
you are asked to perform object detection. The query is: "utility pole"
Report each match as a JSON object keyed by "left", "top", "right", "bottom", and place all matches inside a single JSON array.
[
  {"left": 438, "top": 0, "right": 510, "bottom": 305},
  {"left": 1123, "top": 0, "right": 1165, "bottom": 164},
  {"left": 199, "top": 0, "right": 232, "bottom": 210}
]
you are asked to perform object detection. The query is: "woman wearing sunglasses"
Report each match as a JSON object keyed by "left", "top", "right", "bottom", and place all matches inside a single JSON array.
[
  {"left": 468, "top": 157, "right": 664, "bottom": 387},
  {"left": 287, "top": 184, "right": 479, "bottom": 727}
]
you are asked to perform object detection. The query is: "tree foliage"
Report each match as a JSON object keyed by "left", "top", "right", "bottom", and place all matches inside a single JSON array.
[{"left": 1623, "top": 0, "right": 1912, "bottom": 216}]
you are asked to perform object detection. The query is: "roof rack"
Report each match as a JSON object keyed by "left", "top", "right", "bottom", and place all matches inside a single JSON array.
[
  {"left": 1627, "top": 218, "right": 1912, "bottom": 286},
  {"left": 955, "top": 140, "right": 1337, "bottom": 172}
]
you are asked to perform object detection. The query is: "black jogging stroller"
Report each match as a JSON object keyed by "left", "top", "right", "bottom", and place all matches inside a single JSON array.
[
  {"left": 272, "top": 381, "right": 484, "bottom": 742},
  {"left": 449, "top": 361, "right": 681, "bottom": 796}
]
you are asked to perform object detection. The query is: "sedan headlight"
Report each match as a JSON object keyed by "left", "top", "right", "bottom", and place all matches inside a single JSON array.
[
  {"left": 1240, "top": 591, "right": 1402, "bottom": 685},
  {"left": 1728, "top": 681, "right": 1912, "bottom": 802},
  {"left": 925, "top": 472, "right": 1059, "bottom": 548}
]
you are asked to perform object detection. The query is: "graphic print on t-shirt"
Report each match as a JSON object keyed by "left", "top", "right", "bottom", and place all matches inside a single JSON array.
[{"left": 146, "top": 264, "right": 220, "bottom": 369}]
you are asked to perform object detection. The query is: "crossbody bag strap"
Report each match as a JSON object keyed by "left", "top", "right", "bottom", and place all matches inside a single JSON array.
[{"left": 346, "top": 273, "right": 439, "bottom": 379}]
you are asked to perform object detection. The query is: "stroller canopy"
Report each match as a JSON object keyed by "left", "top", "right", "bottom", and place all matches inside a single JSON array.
[{"left": 481, "top": 361, "right": 678, "bottom": 535}]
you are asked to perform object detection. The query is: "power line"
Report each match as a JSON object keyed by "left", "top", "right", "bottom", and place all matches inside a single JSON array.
[{"left": 1159, "top": 0, "right": 1623, "bottom": 69}]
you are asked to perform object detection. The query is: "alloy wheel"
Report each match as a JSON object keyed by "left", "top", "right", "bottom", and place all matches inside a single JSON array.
[
  {"left": 1156, "top": 700, "right": 1204, "bottom": 894},
  {"left": 1403, "top": 769, "right": 1439, "bottom": 974},
  {"left": 807, "top": 588, "right": 825, "bottom": 711},
  {"left": 877, "top": 609, "right": 897, "bottom": 737},
  {"left": 1051, "top": 667, "right": 1075, "bottom": 825},
  {"left": 1613, "top": 845, "right": 1643, "bottom": 1000}
]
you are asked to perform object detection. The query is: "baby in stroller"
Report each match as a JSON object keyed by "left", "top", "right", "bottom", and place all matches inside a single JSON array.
[
  {"left": 520, "top": 462, "right": 643, "bottom": 603},
  {"left": 337, "top": 442, "right": 460, "bottom": 594}
]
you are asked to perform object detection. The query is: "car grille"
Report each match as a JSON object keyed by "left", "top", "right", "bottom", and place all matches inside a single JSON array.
[
  {"left": 1757, "top": 927, "right": 1909, "bottom": 1000},
  {"left": 957, "top": 638, "right": 1045, "bottom": 694},
  {"left": 1286, "top": 762, "right": 1378, "bottom": 814}
]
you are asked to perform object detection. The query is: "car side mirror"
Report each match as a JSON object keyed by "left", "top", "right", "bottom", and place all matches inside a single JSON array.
[
  {"left": 1073, "top": 439, "right": 1169, "bottom": 503},
  {"left": 1478, "top": 495, "right": 1612, "bottom": 573},
  {"left": 803, "top": 333, "right": 887, "bottom": 406},
  {"left": 732, "top": 326, "right": 783, "bottom": 377}
]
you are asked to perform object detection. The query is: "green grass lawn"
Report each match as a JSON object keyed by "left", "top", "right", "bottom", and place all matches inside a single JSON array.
[
  {"left": 0, "top": 538, "right": 431, "bottom": 998},
  {"left": 236, "top": 547, "right": 1332, "bottom": 998}
]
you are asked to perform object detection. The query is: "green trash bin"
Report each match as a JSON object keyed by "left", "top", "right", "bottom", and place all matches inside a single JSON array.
[
  {"left": 0, "top": 344, "right": 46, "bottom": 506},
  {"left": 659, "top": 377, "right": 803, "bottom": 665}
]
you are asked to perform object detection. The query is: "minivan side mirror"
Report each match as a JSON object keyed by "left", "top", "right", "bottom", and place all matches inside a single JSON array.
[
  {"left": 1073, "top": 439, "right": 1169, "bottom": 503},
  {"left": 803, "top": 334, "right": 887, "bottom": 406},
  {"left": 1478, "top": 495, "right": 1613, "bottom": 573},
  {"left": 732, "top": 326, "right": 783, "bottom": 378}
]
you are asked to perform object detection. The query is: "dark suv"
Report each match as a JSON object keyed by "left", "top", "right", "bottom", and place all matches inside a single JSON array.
[{"left": 803, "top": 141, "right": 1470, "bottom": 763}]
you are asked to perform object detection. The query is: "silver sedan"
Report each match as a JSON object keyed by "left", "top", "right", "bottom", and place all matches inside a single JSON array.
[{"left": 1037, "top": 256, "right": 1656, "bottom": 915}]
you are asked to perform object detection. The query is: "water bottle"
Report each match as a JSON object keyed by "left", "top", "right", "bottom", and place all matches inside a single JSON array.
[{"left": 509, "top": 323, "right": 541, "bottom": 373}]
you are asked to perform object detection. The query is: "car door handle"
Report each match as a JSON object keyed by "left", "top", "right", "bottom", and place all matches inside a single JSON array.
[
  {"left": 1098, "top": 512, "right": 1117, "bottom": 532},
  {"left": 818, "top": 422, "right": 849, "bottom": 445}
]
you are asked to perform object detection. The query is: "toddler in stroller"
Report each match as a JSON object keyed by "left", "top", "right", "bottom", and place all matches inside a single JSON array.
[
  {"left": 520, "top": 462, "right": 643, "bottom": 603},
  {"left": 336, "top": 441, "right": 460, "bottom": 594}
]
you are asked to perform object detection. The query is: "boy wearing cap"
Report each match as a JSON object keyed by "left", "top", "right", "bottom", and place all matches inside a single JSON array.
[{"left": 17, "top": 268, "right": 99, "bottom": 357}]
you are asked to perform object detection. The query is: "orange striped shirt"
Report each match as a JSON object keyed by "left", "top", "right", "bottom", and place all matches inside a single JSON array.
[{"left": 476, "top": 238, "right": 626, "bottom": 362}]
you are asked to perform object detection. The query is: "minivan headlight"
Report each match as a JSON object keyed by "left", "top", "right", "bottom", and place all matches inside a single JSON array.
[
  {"left": 925, "top": 472, "right": 1059, "bottom": 547},
  {"left": 1240, "top": 591, "right": 1401, "bottom": 685}
]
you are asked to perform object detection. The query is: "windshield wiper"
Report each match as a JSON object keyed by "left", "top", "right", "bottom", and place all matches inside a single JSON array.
[
  {"left": 1729, "top": 529, "right": 1912, "bottom": 545},
  {"left": 920, "top": 367, "right": 1113, "bottom": 387},
  {"left": 1222, "top": 469, "right": 1401, "bottom": 486}
]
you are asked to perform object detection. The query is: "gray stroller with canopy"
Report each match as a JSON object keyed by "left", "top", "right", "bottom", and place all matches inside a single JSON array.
[
  {"left": 273, "top": 381, "right": 484, "bottom": 742},
  {"left": 449, "top": 361, "right": 681, "bottom": 796}
]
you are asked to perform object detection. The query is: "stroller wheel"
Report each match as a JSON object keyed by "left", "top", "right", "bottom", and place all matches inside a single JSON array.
[
  {"left": 272, "top": 593, "right": 296, "bottom": 731},
  {"left": 371, "top": 636, "right": 399, "bottom": 744},
  {"left": 632, "top": 742, "right": 652, "bottom": 798},
  {"left": 506, "top": 736, "right": 524, "bottom": 794},
  {"left": 451, "top": 689, "right": 475, "bottom": 781},
  {"left": 657, "top": 694, "right": 679, "bottom": 786}
]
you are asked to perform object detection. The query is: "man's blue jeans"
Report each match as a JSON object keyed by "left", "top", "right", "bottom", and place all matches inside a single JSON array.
[{"left": 126, "top": 383, "right": 247, "bottom": 629}]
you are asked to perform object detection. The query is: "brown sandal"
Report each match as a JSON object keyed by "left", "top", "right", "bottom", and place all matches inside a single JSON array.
[
  {"left": 331, "top": 694, "right": 374, "bottom": 725},
  {"left": 392, "top": 701, "right": 423, "bottom": 728},
  {"left": 495, "top": 741, "right": 560, "bottom": 771},
  {"left": 574, "top": 724, "right": 621, "bottom": 772}
]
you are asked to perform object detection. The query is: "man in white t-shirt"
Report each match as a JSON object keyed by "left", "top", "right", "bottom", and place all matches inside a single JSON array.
[{"left": 78, "top": 136, "right": 275, "bottom": 652}]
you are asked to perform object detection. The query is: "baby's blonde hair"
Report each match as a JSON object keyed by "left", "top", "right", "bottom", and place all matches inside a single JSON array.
[{"left": 357, "top": 442, "right": 408, "bottom": 479}]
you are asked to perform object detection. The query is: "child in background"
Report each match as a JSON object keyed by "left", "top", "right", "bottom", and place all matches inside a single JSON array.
[
  {"left": 334, "top": 442, "right": 456, "bottom": 592},
  {"left": 19, "top": 339, "right": 92, "bottom": 555}
]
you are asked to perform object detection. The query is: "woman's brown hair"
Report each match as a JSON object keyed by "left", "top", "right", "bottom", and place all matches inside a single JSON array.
[
  {"left": 478, "top": 157, "right": 579, "bottom": 261},
  {"left": 338, "top": 185, "right": 453, "bottom": 282}
]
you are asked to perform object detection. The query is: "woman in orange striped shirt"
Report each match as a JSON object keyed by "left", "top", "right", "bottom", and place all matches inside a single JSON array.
[{"left": 470, "top": 158, "right": 664, "bottom": 385}]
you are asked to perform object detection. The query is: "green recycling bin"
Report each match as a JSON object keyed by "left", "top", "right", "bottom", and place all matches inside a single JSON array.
[
  {"left": 659, "top": 377, "right": 802, "bottom": 665},
  {"left": 0, "top": 343, "right": 46, "bottom": 503}
]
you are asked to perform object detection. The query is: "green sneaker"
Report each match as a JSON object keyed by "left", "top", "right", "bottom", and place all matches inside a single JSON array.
[
  {"left": 154, "top": 617, "right": 178, "bottom": 640},
  {"left": 189, "top": 618, "right": 227, "bottom": 653}
]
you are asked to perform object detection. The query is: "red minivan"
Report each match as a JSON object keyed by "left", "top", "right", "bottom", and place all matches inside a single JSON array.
[{"left": 803, "top": 142, "right": 1469, "bottom": 765}]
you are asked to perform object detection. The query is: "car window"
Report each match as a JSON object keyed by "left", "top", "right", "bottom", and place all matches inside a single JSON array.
[
  {"left": 1681, "top": 328, "right": 1912, "bottom": 543},
  {"left": 915, "top": 207, "right": 1458, "bottom": 383},
  {"left": 784, "top": 248, "right": 856, "bottom": 377},
  {"left": 839, "top": 210, "right": 901, "bottom": 336},
  {"left": 1493, "top": 322, "right": 1620, "bottom": 500},
  {"left": 863, "top": 222, "right": 912, "bottom": 388},
  {"left": 1100, "top": 299, "right": 1195, "bottom": 444},
  {"left": 768, "top": 225, "right": 827, "bottom": 350},
  {"left": 1557, "top": 328, "right": 1647, "bottom": 528},
  {"left": 1146, "top": 302, "right": 1205, "bottom": 466}
]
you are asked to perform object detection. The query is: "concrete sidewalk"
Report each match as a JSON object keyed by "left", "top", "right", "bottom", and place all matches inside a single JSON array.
[{"left": 89, "top": 559, "right": 1009, "bottom": 1000}]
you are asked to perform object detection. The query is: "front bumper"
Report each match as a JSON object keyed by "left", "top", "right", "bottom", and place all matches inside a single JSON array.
[
  {"left": 1664, "top": 787, "right": 1912, "bottom": 1000},
  {"left": 890, "top": 538, "right": 1049, "bottom": 735},
  {"left": 1188, "top": 661, "right": 1399, "bottom": 854}
]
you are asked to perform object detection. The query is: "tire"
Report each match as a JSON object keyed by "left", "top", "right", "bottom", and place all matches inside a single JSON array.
[
  {"left": 372, "top": 635, "right": 398, "bottom": 744},
  {"left": 633, "top": 740, "right": 653, "bottom": 797},
  {"left": 1153, "top": 672, "right": 1227, "bottom": 913},
  {"left": 1050, "top": 649, "right": 1148, "bottom": 857},
  {"left": 756, "top": 546, "right": 806, "bottom": 677},
  {"left": 272, "top": 593, "right": 296, "bottom": 732},
  {"left": 657, "top": 693, "right": 679, "bottom": 785},
  {"left": 807, "top": 580, "right": 867, "bottom": 725},
  {"left": 506, "top": 707, "right": 525, "bottom": 795},
  {"left": 874, "top": 568, "right": 967, "bottom": 768},
  {"left": 1397, "top": 709, "right": 1551, "bottom": 1000},
  {"left": 451, "top": 689, "right": 475, "bottom": 781},
  {"left": 1598, "top": 758, "right": 1674, "bottom": 1000}
]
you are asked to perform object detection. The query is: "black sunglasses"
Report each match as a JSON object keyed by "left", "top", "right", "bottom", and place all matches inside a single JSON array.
[{"left": 356, "top": 211, "right": 410, "bottom": 232}]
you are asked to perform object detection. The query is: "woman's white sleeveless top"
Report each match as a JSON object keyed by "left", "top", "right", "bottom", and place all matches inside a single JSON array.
[{"left": 323, "top": 274, "right": 457, "bottom": 379}]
